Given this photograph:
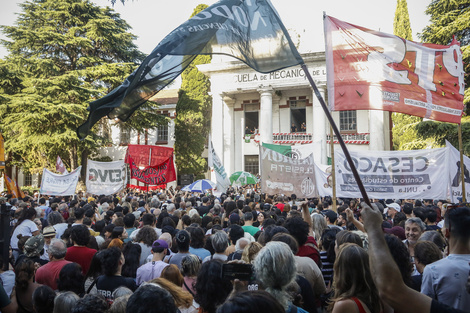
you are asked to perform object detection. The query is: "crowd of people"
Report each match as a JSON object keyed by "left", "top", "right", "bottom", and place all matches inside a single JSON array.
[{"left": 0, "top": 188, "right": 469, "bottom": 313}]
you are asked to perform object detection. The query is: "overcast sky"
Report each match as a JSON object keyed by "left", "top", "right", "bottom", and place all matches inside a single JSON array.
[{"left": 1, "top": 0, "right": 432, "bottom": 58}]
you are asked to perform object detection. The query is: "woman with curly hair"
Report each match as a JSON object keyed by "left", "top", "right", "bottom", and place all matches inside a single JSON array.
[
  {"left": 58, "top": 263, "right": 86, "bottom": 296},
  {"left": 135, "top": 226, "right": 157, "bottom": 266},
  {"left": 328, "top": 243, "right": 381, "bottom": 313},
  {"left": 194, "top": 260, "right": 232, "bottom": 313}
]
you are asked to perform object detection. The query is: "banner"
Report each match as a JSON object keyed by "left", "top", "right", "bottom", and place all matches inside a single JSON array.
[
  {"left": 208, "top": 140, "right": 230, "bottom": 192},
  {"left": 315, "top": 163, "right": 333, "bottom": 197},
  {"left": 0, "top": 133, "right": 5, "bottom": 170},
  {"left": 86, "top": 160, "right": 126, "bottom": 195},
  {"left": 126, "top": 144, "right": 173, "bottom": 168},
  {"left": 40, "top": 167, "right": 81, "bottom": 196},
  {"left": 335, "top": 148, "right": 449, "bottom": 199},
  {"left": 4, "top": 175, "right": 19, "bottom": 198},
  {"left": 260, "top": 146, "right": 318, "bottom": 198},
  {"left": 77, "top": 0, "right": 303, "bottom": 138},
  {"left": 56, "top": 156, "right": 69, "bottom": 175},
  {"left": 446, "top": 141, "right": 470, "bottom": 202},
  {"left": 128, "top": 155, "right": 176, "bottom": 185},
  {"left": 324, "top": 15, "right": 464, "bottom": 124},
  {"left": 262, "top": 142, "right": 321, "bottom": 160}
]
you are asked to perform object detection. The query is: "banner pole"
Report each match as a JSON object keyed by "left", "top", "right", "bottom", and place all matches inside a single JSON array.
[
  {"left": 301, "top": 64, "right": 371, "bottom": 206},
  {"left": 329, "top": 125, "right": 337, "bottom": 210},
  {"left": 458, "top": 123, "right": 466, "bottom": 203}
]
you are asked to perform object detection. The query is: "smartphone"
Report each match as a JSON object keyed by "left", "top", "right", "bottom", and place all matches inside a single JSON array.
[{"left": 221, "top": 263, "right": 254, "bottom": 281}]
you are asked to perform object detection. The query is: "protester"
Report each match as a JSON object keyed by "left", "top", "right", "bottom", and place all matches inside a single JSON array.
[
  {"left": 35, "top": 238, "right": 71, "bottom": 290},
  {"left": 65, "top": 225, "right": 97, "bottom": 275},
  {"left": 136, "top": 239, "right": 169, "bottom": 285}
]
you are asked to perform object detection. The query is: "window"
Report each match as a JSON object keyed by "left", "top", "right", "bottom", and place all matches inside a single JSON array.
[
  {"left": 244, "top": 102, "right": 259, "bottom": 135},
  {"left": 157, "top": 124, "right": 168, "bottom": 142},
  {"left": 244, "top": 155, "right": 259, "bottom": 175},
  {"left": 25, "top": 173, "right": 32, "bottom": 186},
  {"left": 120, "top": 126, "right": 131, "bottom": 145},
  {"left": 340, "top": 110, "right": 357, "bottom": 132},
  {"left": 290, "top": 99, "right": 307, "bottom": 133}
]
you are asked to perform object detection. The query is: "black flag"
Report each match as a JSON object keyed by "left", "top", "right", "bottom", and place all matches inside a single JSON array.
[{"left": 77, "top": 0, "right": 304, "bottom": 139}]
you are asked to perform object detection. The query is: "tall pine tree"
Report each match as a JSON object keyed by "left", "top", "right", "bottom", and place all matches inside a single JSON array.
[
  {"left": 174, "top": 4, "right": 212, "bottom": 179},
  {"left": 391, "top": 0, "right": 428, "bottom": 151},
  {"left": 0, "top": 0, "right": 165, "bottom": 176}
]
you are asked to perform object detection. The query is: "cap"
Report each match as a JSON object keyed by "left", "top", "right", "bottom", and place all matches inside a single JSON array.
[
  {"left": 42, "top": 226, "right": 56, "bottom": 237},
  {"left": 152, "top": 239, "right": 169, "bottom": 250},
  {"left": 24, "top": 234, "right": 45, "bottom": 257},
  {"left": 88, "top": 197, "right": 95, "bottom": 203},
  {"left": 229, "top": 213, "right": 240, "bottom": 224},
  {"left": 321, "top": 209, "right": 337, "bottom": 221},
  {"left": 386, "top": 203, "right": 401, "bottom": 212},
  {"left": 384, "top": 226, "right": 406, "bottom": 240}
]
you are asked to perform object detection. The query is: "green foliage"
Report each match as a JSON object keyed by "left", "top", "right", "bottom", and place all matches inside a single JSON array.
[
  {"left": 175, "top": 4, "right": 211, "bottom": 178},
  {"left": 393, "top": 0, "right": 413, "bottom": 40},
  {"left": 0, "top": 0, "right": 146, "bottom": 175},
  {"left": 415, "top": 117, "right": 470, "bottom": 156}
]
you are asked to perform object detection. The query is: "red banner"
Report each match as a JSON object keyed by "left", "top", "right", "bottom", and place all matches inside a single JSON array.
[
  {"left": 126, "top": 144, "right": 173, "bottom": 167},
  {"left": 324, "top": 15, "right": 464, "bottom": 124},
  {"left": 126, "top": 184, "right": 167, "bottom": 191},
  {"left": 128, "top": 155, "right": 176, "bottom": 185}
]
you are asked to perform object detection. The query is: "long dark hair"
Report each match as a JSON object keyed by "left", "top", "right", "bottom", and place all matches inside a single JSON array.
[{"left": 121, "top": 242, "right": 141, "bottom": 279}]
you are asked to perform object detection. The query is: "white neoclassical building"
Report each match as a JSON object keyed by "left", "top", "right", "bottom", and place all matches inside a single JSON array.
[{"left": 198, "top": 52, "right": 392, "bottom": 177}]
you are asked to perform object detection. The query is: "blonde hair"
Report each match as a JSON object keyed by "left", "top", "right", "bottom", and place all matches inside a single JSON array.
[
  {"left": 241, "top": 242, "right": 263, "bottom": 264},
  {"left": 149, "top": 278, "right": 193, "bottom": 309}
]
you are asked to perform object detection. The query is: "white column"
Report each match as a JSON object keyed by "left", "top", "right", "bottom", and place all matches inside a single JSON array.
[
  {"left": 369, "top": 110, "right": 385, "bottom": 150},
  {"left": 223, "top": 94, "right": 235, "bottom": 174},
  {"left": 258, "top": 86, "right": 274, "bottom": 144},
  {"left": 312, "top": 85, "right": 327, "bottom": 164}
]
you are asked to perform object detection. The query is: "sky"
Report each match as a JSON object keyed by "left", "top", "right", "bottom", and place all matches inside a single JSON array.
[{"left": 0, "top": 0, "right": 432, "bottom": 59}]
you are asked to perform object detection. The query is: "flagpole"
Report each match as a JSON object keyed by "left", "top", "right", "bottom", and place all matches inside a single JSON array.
[
  {"left": 301, "top": 64, "right": 371, "bottom": 206},
  {"left": 458, "top": 124, "right": 466, "bottom": 203},
  {"left": 329, "top": 125, "right": 337, "bottom": 210}
]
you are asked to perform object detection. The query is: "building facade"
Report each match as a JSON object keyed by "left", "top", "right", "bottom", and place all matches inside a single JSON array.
[{"left": 198, "top": 52, "right": 391, "bottom": 177}]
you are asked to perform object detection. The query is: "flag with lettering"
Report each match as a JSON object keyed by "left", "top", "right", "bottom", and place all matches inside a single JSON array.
[
  {"left": 126, "top": 144, "right": 173, "bottom": 167},
  {"left": 77, "top": 0, "right": 303, "bottom": 138},
  {"left": 86, "top": 160, "right": 127, "bottom": 195},
  {"left": 56, "top": 156, "right": 69, "bottom": 175},
  {"left": 39, "top": 167, "right": 81, "bottom": 196},
  {"left": 324, "top": 15, "right": 465, "bottom": 123},
  {"left": 208, "top": 140, "right": 230, "bottom": 192},
  {"left": 127, "top": 154, "right": 176, "bottom": 185}
]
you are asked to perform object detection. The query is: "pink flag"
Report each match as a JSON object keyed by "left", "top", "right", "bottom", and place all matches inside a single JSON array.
[{"left": 56, "top": 156, "right": 69, "bottom": 174}]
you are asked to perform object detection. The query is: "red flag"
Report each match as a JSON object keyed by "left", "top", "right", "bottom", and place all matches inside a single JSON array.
[
  {"left": 126, "top": 144, "right": 173, "bottom": 167},
  {"left": 128, "top": 154, "right": 176, "bottom": 185},
  {"left": 324, "top": 15, "right": 464, "bottom": 123},
  {"left": 56, "top": 156, "right": 69, "bottom": 174}
]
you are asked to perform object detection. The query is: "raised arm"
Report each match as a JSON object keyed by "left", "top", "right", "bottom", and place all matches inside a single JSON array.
[{"left": 360, "top": 202, "right": 431, "bottom": 313}]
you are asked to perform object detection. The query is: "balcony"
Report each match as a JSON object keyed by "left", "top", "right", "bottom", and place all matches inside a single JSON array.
[{"left": 326, "top": 133, "right": 370, "bottom": 145}]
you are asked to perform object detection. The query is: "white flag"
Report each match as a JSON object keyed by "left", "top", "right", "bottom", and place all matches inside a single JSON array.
[
  {"left": 446, "top": 141, "right": 470, "bottom": 202},
  {"left": 40, "top": 167, "right": 81, "bottom": 196},
  {"left": 208, "top": 140, "right": 230, "bottom": 192},
  {"left": 56, "top": 156, "right": 69, "bottom": 174}
]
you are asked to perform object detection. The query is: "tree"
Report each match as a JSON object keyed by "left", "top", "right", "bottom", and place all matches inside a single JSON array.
[
  {"left": 391, "top": 0, "right": 426, "bottom": 150},
  {"left": 174, "top": 4, "right": 212, "bottom": 179},
  {"left": 410, "top": 0, "right": 470, "bottom": 152},
  {"left": 0, "top": 0, "right": 164, "bottom": 177}
]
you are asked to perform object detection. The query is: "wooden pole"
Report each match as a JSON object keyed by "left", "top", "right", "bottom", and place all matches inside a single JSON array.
[
  {"left": 330, "top": 125, "right": 337, "bottom": 210},
  {"left": 301, "top": 64, "right": 371, "bottom": 206},
  {"left": 458, "top": 123, "right": 466, "bottom": 203}
]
